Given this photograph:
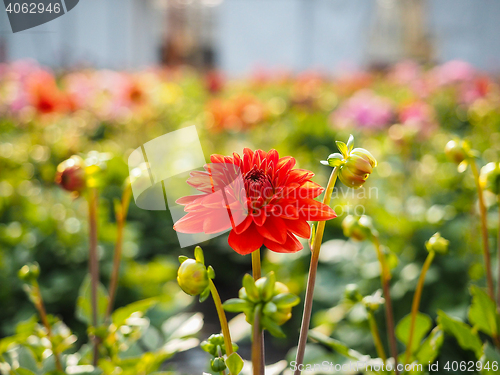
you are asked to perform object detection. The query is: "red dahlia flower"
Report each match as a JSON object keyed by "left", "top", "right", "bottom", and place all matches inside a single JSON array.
[{"left": 173, "top": 149, "right": 336, "bottom": 255}]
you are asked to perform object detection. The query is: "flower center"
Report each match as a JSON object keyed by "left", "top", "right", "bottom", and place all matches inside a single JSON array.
[{"left": 244, "top": 167, "right": 274, "bottom": 205}]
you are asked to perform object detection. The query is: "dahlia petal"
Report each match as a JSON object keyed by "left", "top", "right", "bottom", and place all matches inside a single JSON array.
[
  {"left": 253, "top": 209, "right": 267, "bottom": 226},
  {"left": 211, "top": 154, "right": 226, "bottom": 163},
  {"left": 255, "top": 215, "right": 287, "bottom": 244},
  {"left": 299, "top": 199, "right": 337, "bottom": 221},
  {"left": 233, "top": 215, "right": 252, "bottom": 234},
  {"left": 228, "top": 223, "right": 264, "bottom": 255},
  {"left": 202, "top": 210, "right": 233, "bottom": 234},
  {"left": 264, "top": 233, "right": 303, "bottom": 253},
  {"left": 267, "top": 149, "right": 279, "bottom": 169},
  {"left": 176, "top": 194, "right": 205, "bottom": 205},
  {"left": 173, "top": 212, "right": 210, "bottom": 233},
  {"left": 282, "top": 218, "right": 311, "bottom": 238}
]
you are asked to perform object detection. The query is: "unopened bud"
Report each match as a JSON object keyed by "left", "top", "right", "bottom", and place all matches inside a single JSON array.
[
  {"left": 342, "top": 215, "right": 375, "bottom": 241},
  {"left": 18, "top": 262, "right": 40, "bottom": 282},
  {"left": 480, "top": 162, "right": 500, "bottom": 195},
  {"left": 444, "top": 140, "right": 468, "bottom": 165},
  {"left": 425, "top": 232, "right": 449, "bottom": 254},
  {"left": 177, "top": 259, "right": 209, "bottom": 296},
  {"left": 55, "top": 155, "right": 86, "bottom": 192}
]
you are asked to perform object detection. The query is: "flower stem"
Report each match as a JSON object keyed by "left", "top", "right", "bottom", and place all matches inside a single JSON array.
[
  {"left": 251, "top": 304, "right": 263, "bottom": 375},
  {"left": 372, "top": 235, "right": 399, "bottom": 375},
  {"left": 294, "top": 167, "right": 339, "bottom": 375},
  {"left": 208, "top": 279, "right": 233, "bottom": 356},
  {"left": 404, "top": 250, "right": 435, "bottom": 364},
  {"left": 87, "top": 187, "right": 100, "bottom": 366},
  {"left": 251, "top": 249, "right": 264, "bottom": 375},
  {"left": 32, "top": 281, "right": 63, "bottom": 371},
  {"left": 367, "top": 311, "right": 387, "bottom": 362},
  {"left": 470, "top": 159, "right": 495, "bottom": 300},
  {"left": 497, "top": 194, "right": 500, "bottom": 309},
  {"left": 106, "top": 183, "right": 132, "bottom": 320}
]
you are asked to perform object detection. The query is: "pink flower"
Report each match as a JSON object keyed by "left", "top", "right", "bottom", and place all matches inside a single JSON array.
[{"left": 331, "top": 90, "right": 393, "bottom": 130}]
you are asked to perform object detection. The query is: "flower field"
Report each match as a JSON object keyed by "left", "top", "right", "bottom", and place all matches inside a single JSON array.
[{"left": 2, "top": 59, "right": 500, "bottom": 374}]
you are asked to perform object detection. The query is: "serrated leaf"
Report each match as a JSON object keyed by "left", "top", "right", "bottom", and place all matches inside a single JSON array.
[
  {"left": 469, "top": 285, "right": 498, "bottom": 337},
  {"left": 226, "top": 352, "right": 244, "bottom": 375},
  {"left": 396, "top": 312, "right": 432, "bottom": 352},
  {"left": 437, "top": 310, "right": 483, "bottom": 358},
  {"left": 76, "top": 274, "right": 109, "bottom": 326},
  {"left": 416, "top": 327, "right": 444, "bottom": 364},
  {"left": 308, "top": 330, "right": 366, "bottom": 360}
]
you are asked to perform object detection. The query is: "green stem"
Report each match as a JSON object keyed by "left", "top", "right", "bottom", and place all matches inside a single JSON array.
[
  {"left": 106, "top": 183, "right": 132, "bottom": 320},
  {"left": 208, "top": 280, "right": 233, "bottom": 356},
  {"left": 251, "top": 249, "right": 264, "bottom": 375},
  {"left": 404, "top": 250, "right": 435, "bottom": 364},
  {"left": 470, "top": 159, "right": 495, "bottom": 300},
  {"left": 32, "top": 281, "right": 63, "bottom": 372},
  {"left": 87, "top": 187, "right": 100, "bottom": 366},
  {"left": 368, "top": 311, "right": 387, "bottom": 362},
  {"left": 251, "top": 304, "right": 262, "bottom": 375},
  {"left": 294, "top": 167, "right": 339, "bottom": 375},
  {"left": 497, "top": 194, "right": 500, "bottom": 309},
  {"left": 372, "top": 236, "right": 399, "bottom": 375}
]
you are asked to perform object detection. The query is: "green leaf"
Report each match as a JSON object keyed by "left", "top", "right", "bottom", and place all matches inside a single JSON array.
[
  {"left": 178, "top": 256, "right": 188, "bottom": 264},
  {"left": 199, "top": 287, "right": 210, "bottom": 303},
  {"left": 308, "top": 330, "right": 365, "bottom": 360},
  {"left": 207, "top": 266, "right": 216, "bottom": 279},
  {"left": 263, "top": 302, "right": 277, "bottom": 315},
  {"left": 272, "top": 293, "right": 300, "bottom": 308},
  {"left": 76, "top": 274, "right": 109, "bottom": 326},
  {"left": 223, "top": 299, "right": 251, "bottom": 313},
  {"left": 242, "top": 274, "right": 259, "bottom": 302},
  {"left": 226, "top": 352, "right": 244, "bottom": 375},
  {"left": 336, "top": 141, "right": 348, "bottom": 158},
  {"left": 15, "top": 369, "right": 36, "bottom": 375},
  {"left": 194, "top": 246, "right": 204, "bottom": 265},
  {"left": 346, "top": 134, "right": 354, "bottom": 152},
  {"left": 261, "top": 316, "right": 285, "bottom": 338},
  {"left": 437, "top": 310, "right": 483, "bottom": 358},
  {"left": 416, "top": 327, "right": 444, "bottom": 364},
  {"left": 258, "top": 272, "right": 276, "bottom": 302},
  {"left": 396, "top": 312, "right": 432, "bottom": 352},
  {"left": 469, "top": 285, "right": 498, "bottom": 337},
  {"left": 112, "top": 297, "right": 158, "bottom": 327}
]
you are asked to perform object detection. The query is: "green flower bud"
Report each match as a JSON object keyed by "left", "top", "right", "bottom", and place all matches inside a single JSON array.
[
  {"left": 480, "top": 162, "right": 500, "bottom": 195},
  {"left": 200, "top": 334, "right": 239, "bottom": 357},
  {"left": 18, "top": 263, "right": 40, "bottom": 282},
  {"left": 211, "top": 357, "right": 226, "bottom": 372},
  {"left": 425, "top": 232, "right": 449, "bottom": 254},
  {"left": 322, "top": 136, "right": 377, "bottom": 189},
  {"left": 55, "top": 155, "right": 86, "bottom": 193},
  {"left": 177, "top": 259, "right": 209, "bottom": 296},
  {"left": 342, "top": 215, "right": 376, "bottom": 241},
  {"left": 338, "top": 148, "right": 377, "bottom": 188},
  {"left": 223, "top": 273, "right": 300, "bottom": 337},
  {"left": 444, "top": 140, "right": 468, "bottom": 165}
]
